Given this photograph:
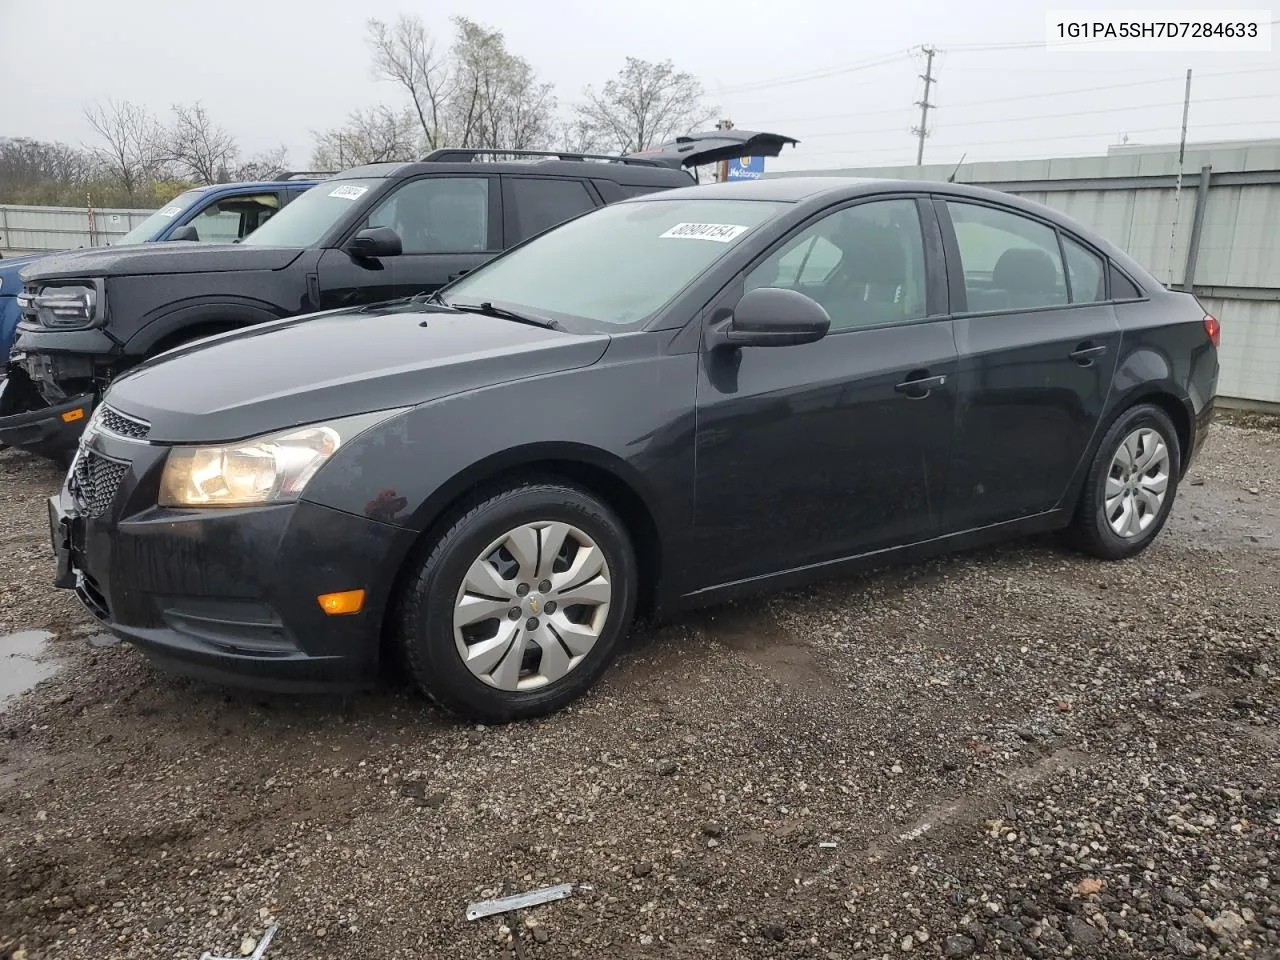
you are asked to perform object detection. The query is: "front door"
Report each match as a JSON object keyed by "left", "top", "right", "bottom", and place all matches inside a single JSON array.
[
  {"left": 317, "top": 175, "right": 501, "bottom": 310},
  {"left": 938, "top": 198, "right": 1122, "bottom": 531},
  {"left": 692, "top": 197, "right": 958, "bottom": 588}
]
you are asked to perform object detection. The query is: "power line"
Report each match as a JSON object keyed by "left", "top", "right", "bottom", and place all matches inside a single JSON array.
[
  {"left": 745, "top": 64, "right": 1280, "bottom": 125},
  {"left": 787, "top": 91, "right": 1280, "bottom": 140},
  {"left": 712, "top": 50, "right": 913, "bottom": 95},
  {"left": 787, "top": 117, "right": 1280, "bottom": 162},
  {"left": 713, "top": 31, "right": 1280, "bottom": 97}
]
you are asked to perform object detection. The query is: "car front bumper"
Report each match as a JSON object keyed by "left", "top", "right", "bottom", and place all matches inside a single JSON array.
[
  {"left": 0, "top": 367, "right": 91, "bottom": 459},
  {"left": 49, "top": 433, "right": 419, "bottom": 692}
]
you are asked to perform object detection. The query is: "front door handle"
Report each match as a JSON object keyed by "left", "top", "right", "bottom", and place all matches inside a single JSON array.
[
  {"left": 1069, "top": 342, "right": 1108, "bottom": 365},
  {"left": 895, "top": 373, "right": 947, "bottom": 398}
]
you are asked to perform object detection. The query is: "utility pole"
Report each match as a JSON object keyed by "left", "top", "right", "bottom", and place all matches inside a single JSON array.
[
  {"left": 1167, "top": 68, "right": 1193, "bottom": 285},
  {"left": 715, "top": 118, "right": 733, "bottom": 183},
  {"left": 912, "top": 46, "right": 936, "bottom": 167}
]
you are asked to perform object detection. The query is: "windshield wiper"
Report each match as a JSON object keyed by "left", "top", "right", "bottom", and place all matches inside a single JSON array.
[{"left": 446, "top": 299, "right": 563, "bottom": 331}]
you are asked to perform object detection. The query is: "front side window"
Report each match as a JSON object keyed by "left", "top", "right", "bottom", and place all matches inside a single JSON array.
[
  {"left": 241, "top": 178, "right": 381, "bottom": 248},
  {"left": 746, "top": 199, "right": 928, "bottom": 331},
  {"left": 947, "top": 202, "right": 1067, "bottom": 312},
  {"left": 366, "top": 177, "right": 490, "bottom": 254},
  {"left": 445, "top": 198, "right": 787, "bottom": 329},
  {"left": 189, "top": 193, "right": 280, "bottom": 243}
]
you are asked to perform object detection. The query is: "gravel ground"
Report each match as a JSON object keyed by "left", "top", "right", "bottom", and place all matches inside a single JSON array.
[{"left": 1, "top": 419, "right": 1277, "bottom": 960}]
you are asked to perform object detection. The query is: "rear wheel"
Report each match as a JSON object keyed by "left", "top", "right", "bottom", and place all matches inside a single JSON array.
[
  {"left": 1067, "top": 403, "right": 1181, "bottom": 560},
  {"left": 396, "top": 480, "right": 637, "bottom": 723}
]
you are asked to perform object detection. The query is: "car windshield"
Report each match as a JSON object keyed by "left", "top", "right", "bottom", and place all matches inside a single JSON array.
[
  {"left": 240, "top": 179, "right": 379, "bottom": 248},
  {"left": 116, "top": 190, "right": 205, "bottom": 245},
  {"left": 444, "top": 198, "right": 787, "bottom": 329}
]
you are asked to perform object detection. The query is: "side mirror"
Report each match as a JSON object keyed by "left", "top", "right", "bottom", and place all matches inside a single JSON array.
[
  {"left": 346, "top": 226, "right": 402, "bottom": 259},
  {"left": 707, "top": 287, "right": 831, "bottom": 349},
  {"left": 168, "top": 224, "right": 199, "bottom": 242}
]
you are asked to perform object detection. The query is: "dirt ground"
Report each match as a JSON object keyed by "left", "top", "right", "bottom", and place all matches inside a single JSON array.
[{"left": 1, "top": 417, "right": 1277, "bottom": 960}]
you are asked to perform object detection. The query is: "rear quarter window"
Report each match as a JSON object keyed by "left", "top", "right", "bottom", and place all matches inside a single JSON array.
[{"left": 1110, "top": 264, "right": 1144, "bottom": 301}]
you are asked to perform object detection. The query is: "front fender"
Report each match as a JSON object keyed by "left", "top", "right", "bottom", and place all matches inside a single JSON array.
[
  {"left": 301, "top": 346, "right": 700, "bottom": 601},
  {"left": 124, "top": 297, "right": 287, "bottom": 355}
]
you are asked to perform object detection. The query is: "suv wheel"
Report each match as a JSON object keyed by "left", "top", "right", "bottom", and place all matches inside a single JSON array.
[
  {"left": 396, "top": 479, "right": 637, "bottom": 723},
  {"left": 1068, "top": 403, "right": 1181, "bottom": 560}
]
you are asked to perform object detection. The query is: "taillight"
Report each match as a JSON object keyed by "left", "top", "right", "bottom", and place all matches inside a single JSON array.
[{"left": 1203, "top": 314, "right": 1220, "bottom": 349}]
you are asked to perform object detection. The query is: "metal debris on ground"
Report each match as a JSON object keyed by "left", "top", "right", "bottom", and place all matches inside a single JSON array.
[
  {"left": 465, "top": 883, "right": 575, "bottom": 921},
  {"left": 200, "top": 921, "right": 278, "bottom": 960}
]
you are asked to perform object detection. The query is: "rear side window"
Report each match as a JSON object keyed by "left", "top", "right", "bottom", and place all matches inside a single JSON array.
[
  {"left": 1110, "top": 265, "right": 1143, "bottom": 300},
  {"left": 1062, "top": 235, "right": 1106, "bottom": 304},
  {"left": 507, "top": 177, "right": 598, "bottom": 243},
  {"left": 947, "top": 201, "right": 1067, "bottom": 312}
]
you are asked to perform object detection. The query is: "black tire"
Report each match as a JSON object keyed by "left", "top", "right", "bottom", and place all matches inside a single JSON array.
[
  {"left": 395, "top": 479, "right": 638, "bottom": 723},
  {"left": 1067, "top": 403, "right": 1181, "bottom": 560}
]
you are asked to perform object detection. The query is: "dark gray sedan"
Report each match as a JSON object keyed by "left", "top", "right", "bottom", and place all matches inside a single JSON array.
[{"left": 48, "top": 176, "right": 1219, "bottom": 722}]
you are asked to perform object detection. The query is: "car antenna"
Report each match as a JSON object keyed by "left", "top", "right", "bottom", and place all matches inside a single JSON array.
[{"left": 946, "top": 153, "right": 967, "bottom": 183}]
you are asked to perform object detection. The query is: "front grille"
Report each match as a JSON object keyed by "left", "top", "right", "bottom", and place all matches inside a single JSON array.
[
  {"left": 70, "top": 449, "right": 129, "bottom": 517},
  {"left": 98, "top": 405, "right": 151, "bottom": 441}
]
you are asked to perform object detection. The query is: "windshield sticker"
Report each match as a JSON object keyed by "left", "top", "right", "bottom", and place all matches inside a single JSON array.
[
  {"left": 329, "top": 184, "right": 369, "bottom": 201},
  {"left": 659, "top": 222, "right": 749, "bottom": 243},
  {"left": 157, "top": 205, "right": 182, "bottom": 218}
]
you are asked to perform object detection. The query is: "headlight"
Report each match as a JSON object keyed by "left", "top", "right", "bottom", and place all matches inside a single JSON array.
[
  {"left": 30, "top": 281, "right": 103, "bottom": 329},
  {"left": 158, "top": 410, "right": 404, "bottom": 508}
]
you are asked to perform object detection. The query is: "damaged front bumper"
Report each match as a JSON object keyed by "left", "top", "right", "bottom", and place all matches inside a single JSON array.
[{"left": 0, "top": 355, "right": 94, "bottom": 461}]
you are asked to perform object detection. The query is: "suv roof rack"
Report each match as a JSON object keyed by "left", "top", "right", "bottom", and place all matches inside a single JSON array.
[
  {"left": 272, "top": 170, "right": 337, "bottom": 181},
  {"left": 420, "top": 148, "right": 664, "bottom": 168}
]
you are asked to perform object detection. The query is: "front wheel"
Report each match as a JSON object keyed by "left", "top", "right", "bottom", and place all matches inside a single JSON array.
[
  {"left": 1067, "top": 403, "right": 1181, "bottom": 560},
  {"left": 395, "top": 480, "right": 638, "bottom": 723}
]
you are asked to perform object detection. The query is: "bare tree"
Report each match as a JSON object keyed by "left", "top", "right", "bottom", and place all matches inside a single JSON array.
[
  {"left": 447, "top": 17, "right": 557, "bottom": 151},
  {"left": 367, "top": 15, "right": 450, "bottom": 150},
  {"left": 83, "top": 99, "right": 166, "bottom": 197},
  {"left": 166, "top": 102, "right": 240, "bottom": 185},
  {"left": 310, "top": 105, "right": 419, "bottom": 169},
  {"left": 574, "top": 58, "right": 716, "bottom": 154},
  {"left": 234, "top": 145, "right": 291, "bottom": 181}
]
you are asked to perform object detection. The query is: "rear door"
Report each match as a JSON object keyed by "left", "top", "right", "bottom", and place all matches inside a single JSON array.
[
  {"left": 937, "top": 197, "right": 1121, "bottom": 532},
  {"left": 502, "top": 176, "right": 601, "bottom": 244},
  {"left": 316, "top": 174, "right": 501, "bottom": 309}
]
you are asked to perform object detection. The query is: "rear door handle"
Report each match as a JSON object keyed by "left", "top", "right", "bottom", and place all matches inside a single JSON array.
[
  {"left": 1069, "top": 343, "right": 1108, "bottom": 365},
  {"left": 895, "top": 373, "right": 947, "bottom": 398}
]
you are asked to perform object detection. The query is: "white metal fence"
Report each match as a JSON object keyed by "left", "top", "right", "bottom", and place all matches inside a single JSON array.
[{"left": 0, "top": 203, "right": 155, "bottom": 256}]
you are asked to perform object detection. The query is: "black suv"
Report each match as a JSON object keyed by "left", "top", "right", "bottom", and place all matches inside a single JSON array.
[{"left": 0, "top": 131, "right": 796, "bottom": 461}]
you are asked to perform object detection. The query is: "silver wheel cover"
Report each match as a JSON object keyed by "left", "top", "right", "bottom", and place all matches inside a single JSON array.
[
  {"left": 453, "top": 521, "right": 612, "bottom": 691},
  {"left": 1103, "top": 426, "right": 1171, "bottom": 539}
]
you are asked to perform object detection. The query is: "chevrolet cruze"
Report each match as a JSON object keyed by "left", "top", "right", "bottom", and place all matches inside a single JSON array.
[{"left": 48, "top": 177, "right": 1219, "bottom": 722}]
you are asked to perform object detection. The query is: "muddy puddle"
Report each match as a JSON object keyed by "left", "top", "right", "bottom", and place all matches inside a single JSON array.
[{"left": 0, "top": 629, "right": 63, "bottom": 711}]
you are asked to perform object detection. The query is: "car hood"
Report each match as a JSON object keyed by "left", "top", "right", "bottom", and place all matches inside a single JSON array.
[
  {"left": 0, "top": 253, "right": 50, "bottom": 283},
  {"left": 104, "top": 303, "right": 611, "bottom": 443},
  {"left": 19, "top": 243, "right": 305, "bottom": 281}
]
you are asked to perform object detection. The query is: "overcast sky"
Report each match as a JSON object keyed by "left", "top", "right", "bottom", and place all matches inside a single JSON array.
[{"left": 1, "top": 0, "right": 1276, "bottom": 174}]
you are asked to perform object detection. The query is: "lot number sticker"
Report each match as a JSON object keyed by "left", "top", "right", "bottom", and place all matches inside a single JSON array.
[
  {"left": 157, "top": 205, "right": 182, "bottom": 218},
  {"left": 329, "top": 184, "right": 369, "bottom": 201},
  {"left": 659, "top": 222, "right": 749, "bottom": 243}
]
